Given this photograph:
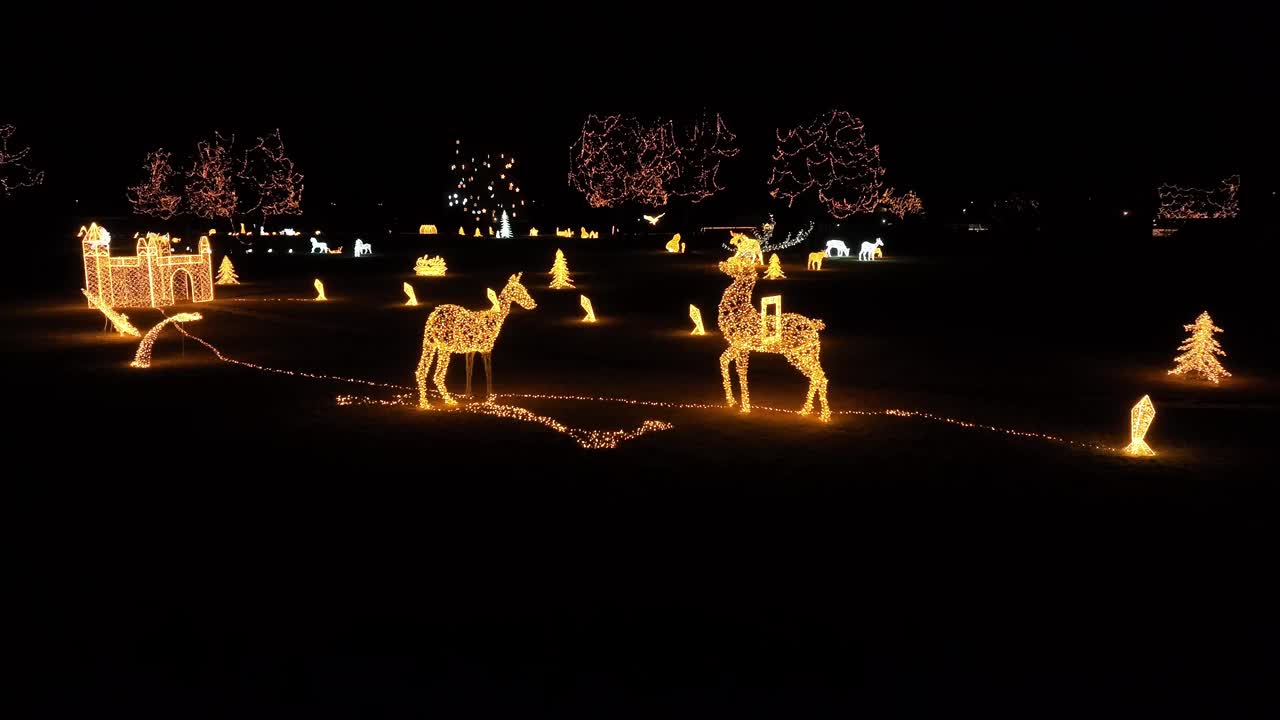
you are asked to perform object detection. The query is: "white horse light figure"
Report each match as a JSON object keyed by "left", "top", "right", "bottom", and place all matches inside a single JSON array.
[
  {"left": 309, "top": 237, "right": 329, "bottom": 254},
  {"left": 825, "top": 240, "right": 850, "bottom": 257},
  {"left": 354, "top": 239, "right": 373, "bottom": 257},
  {"left": 859, "top": 238, "right": 884, "bottom": 261}
]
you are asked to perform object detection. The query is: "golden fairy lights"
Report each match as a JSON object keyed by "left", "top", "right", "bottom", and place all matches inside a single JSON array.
[
  {"left": 215, "top": 256, "right": 239, "bottom": 285},
  {"left": 448, "top": 141, "right": 525, "bottom": 223},
  {"left": 1123, "top": 395, "right": 1157, "bottom": 456},
  {"left": 415, "top": 273, "right": 536, "bottom": 407},
  {"left": 763, "top": 253, "right": 786, "bottom": 279},
  {"left": 0, "top": 124, "right": 44, "bottom": 194},
  {"left": 127, "top": 149, "right": 182, "bottom": 219},
  {"left": 458, "top": 227, "right": 465, "bottom": 236},
  {"left": 549, "top": 249, "right": 574, "bottom": 288},
  {"left": 1169, "top": 311, "right": 1231, "bottom": 383},
  {"left": 769, "top": 110, "right": 885, "bottom": 219},
  {"left": 689, "top": 304, "right": 706, "bottom": 335},
  {"left": 185, "top": 133, "right": 239, "bottom": 220},
  {"left": 313, "top": 279, "right": 327, "bottom": 301},
  {"left": 727, "top": 232, "right": 763, "bottom": 265},
  {"left": 82, "top": 289, "right": 141, "bottom": 336},
  {"left": 419, "top": 224, "right": 438, "bottom": 235},
  {"left": 1156, "top": 175, "right": 1240, "bottom": 220},
  {"left": 876, "top": 187, "right": 924, "bottom": 219},
  {"left": 718, "top": 258, "right": 830, "bottom": 421},
  {"left": 414, "top": 255, "right": 447, "bottom": 277},
  {"left": 580, "top": 295, "right": 596, "bottom": 322},
  {"left": 130, "top": 312, "right": 202, "bottom": 368},
  {"left": 241, "top": 129, "right": 303, "bottom": 217},
  {"left": 556, "top": 227, "right": 574, "bottom": 238},
  {"left": 81, "top": 224, "right": 214, "bottom": 308},
  {"left": 403, "top": 283, "right": 419, "bottom": 306},
  {"left": 665, "top": 234, "right": 685, "bottom": 253},
  {"left": 807, "top": 252, "right": 824, "bottom": 270},
  {"left": 474, "top": 228, "right": 483, "bottom": 238}
]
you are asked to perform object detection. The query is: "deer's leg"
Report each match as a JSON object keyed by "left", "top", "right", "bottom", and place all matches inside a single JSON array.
[
  {"left": 464, "top": 352, "right": 475, "bottom": 398},
  {"left": 736, "top": 349, "right": 751, "bottom": 413},
  {"left": 415, "top": 343, "right": 434, "bottom": 409},
  {"left": 482, "top": 352, "right": 493, "bottom": 399},
  {"left": 719, "top": 346, "right": 737, "bottom": 407},
  {"left": 433, "top": 349, "right": 456, "bottom": 405}
]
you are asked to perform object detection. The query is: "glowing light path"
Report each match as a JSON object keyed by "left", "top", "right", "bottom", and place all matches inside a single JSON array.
[{"left": 164, "top": 319, "right": 1120, "bottom": 454}]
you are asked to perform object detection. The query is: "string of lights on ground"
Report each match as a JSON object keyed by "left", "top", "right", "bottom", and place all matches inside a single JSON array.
[{"left": 161, "top": 312, "right": 1123, "bottom": 453}]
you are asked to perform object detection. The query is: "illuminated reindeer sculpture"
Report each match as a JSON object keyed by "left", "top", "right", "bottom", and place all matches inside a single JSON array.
[
  {"left": 717, "top": 258, "right": 830, "bottom": 421},
  {"left": 415, "top": 272, "right": 536, "bottom": 408}
]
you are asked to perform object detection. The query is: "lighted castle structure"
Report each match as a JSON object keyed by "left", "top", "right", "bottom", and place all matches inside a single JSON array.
[{"left": 81, "top": 223, "right": 214, "bottom": 307}]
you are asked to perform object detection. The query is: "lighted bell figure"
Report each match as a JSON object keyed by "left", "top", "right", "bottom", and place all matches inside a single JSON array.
[{"left": 1123, "top": 395, "right": 1156, "bottom": 456}]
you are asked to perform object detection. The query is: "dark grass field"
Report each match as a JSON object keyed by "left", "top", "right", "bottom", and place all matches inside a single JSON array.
[{"left": 9, "top": 230, "right": 1278, "bottom": 715}]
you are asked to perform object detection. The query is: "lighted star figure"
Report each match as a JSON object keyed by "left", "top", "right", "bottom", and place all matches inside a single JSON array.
[
  {"left": 0, "top": 124, "right": 44, "bottom": 195},
  {"left": 1123, "top": 395, "right": 1157, "bottom": 456},
  {"left": 1156, "top": 175, "right": 1240, "bottom": 220},
  {"left": 1168, "top": 311, "right": 1231, "bottom": 383},
  {"left": 128, "top": 149, "right": 183, "bottom": 220},
  {"left": 549, "top": 249, "right": 574, "bottom": 289},
  {"left": 580, "top": 295, "right": 596, "bottom": 322},
  {"left": 447, "top": 139, "right": 525, "bottom": 224},
  {"left": 768, "top": 110, "right": 885, "bottom": 219}
]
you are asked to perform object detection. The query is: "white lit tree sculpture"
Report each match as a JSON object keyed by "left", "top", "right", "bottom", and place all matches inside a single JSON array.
[{"left": 128, "top": 149, "right": 183, "bottom": 219}]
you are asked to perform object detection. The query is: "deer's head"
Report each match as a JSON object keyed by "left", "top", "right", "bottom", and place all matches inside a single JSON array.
[{"left": 500, "top": 272, "right": 537, "bottom": 310}]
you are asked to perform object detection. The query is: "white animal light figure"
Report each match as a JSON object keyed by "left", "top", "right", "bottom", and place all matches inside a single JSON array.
[
  {"left": 859, "top": 238, "right": 884, "bottom": 261},
  {"left": 354, "top": 239, "right": 373, "bottom": 257},
  {"left": 825, "top": 239, "right": 850, "bottom": 257},
  {"left": 309, "top": 237, "right": 329, "bottom": 253}
]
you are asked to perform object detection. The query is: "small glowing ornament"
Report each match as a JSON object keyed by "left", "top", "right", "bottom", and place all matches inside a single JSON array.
[
  {"left": 763, "top": 253, "right": 786, "bottom": 279},
  {"left": 458, "top": 227, "right": 465, "bottom": 236},
  {"left": 130, "top": 312, "right": 202, "bottom": 368},
  {"left": 419, "top": 224, "right": 438, "bottom": 235},
  {"left": 580, "top": 295, "right": 596, "bottom": 322},
  {"left": 665, "top": 234, "right": 683, "bottom": 253},
  {"left": 530, "top": 227, "right": 539, "bottom": 237},
  {"left": 414, "top": 255, "right": 447, "bottom": 277},
  {"left": 474, "top": 228, "right": 483, "bottom": 238},
  {"left": 556, "top": 227, "right": 574, "bottom": 238},
  {"left": 1123, "top": 395, "right": 1157, "bottom": 456},
  {"left": 807, "top": 252, "right": 824, "bottom": 270},
  {"left": 728, "top": 232, "right": 764, "bottom": 265},
  {"left": 825, "top": 239, "right": 850, "bottom": 257},
  {"left": 1168, "top": 311, "right": 1231, "bottom": 384},
  {"left": 718, "top": 259, "right": 830, "bottom": 421},
  {"left": 415, "top": 273, "right": 537, "bottom": 407},
  {"left": 81, "top": 289, "right": 141, "bottom": 336},
  {"left": 310, "top": 237, "right": 329, "bottom": 253},
  {"left": 859, "top": 238, "right": 884, "bottom": 260},
  {"left": 403, "top": 283, "right": 419, "bottom": 306},
  {"left": 549, "top": 249, "right": 574, "bottom": 289},
  {"left": 313, "top": 279, "right": 327, "bottom": 301},
  {"left": 689, "top": 304, "right": 706, "bottom": 335},
  {"left": 215, "top": 256, "right": 239, "bottom": 285},
  {"left": 354, "top": 239, "right": 373, "bottom": 257},
  {"left": 643, "top": 213, "right": 665, "bottom": 226}
]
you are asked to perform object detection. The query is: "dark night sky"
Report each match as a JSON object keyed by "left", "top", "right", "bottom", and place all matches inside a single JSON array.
[{"left": 4, "top": 6, "right": 1276, "bottom": 228}]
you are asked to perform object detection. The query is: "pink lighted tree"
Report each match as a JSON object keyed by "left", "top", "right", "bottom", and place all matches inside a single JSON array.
[
  {"left": 185, "top": 133, "right": 240, "bottom": 221},
  {"left": 768, "top": 110, "right": 886, "bottom": 219},
  {"left": 0, "top": 124, "right": 44, "bottom": 195},
  {"left": 127, "top": 149, "right": 183, "bottom": 219},
  {"left": 241, "top": 129, "right": 303, "bottom": 218}
]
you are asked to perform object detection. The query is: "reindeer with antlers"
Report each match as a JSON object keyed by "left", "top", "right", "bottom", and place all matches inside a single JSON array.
[
  {"left": 717, "top": 258, "right": 830, "bottom": 421},
  {"left": 415, "top": 273, "right": 537, "bottom": 408}
]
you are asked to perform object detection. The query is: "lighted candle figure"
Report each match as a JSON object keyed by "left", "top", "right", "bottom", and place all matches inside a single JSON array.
[
  {"left": 580, "top": 295, "right": 596, "bottom": 322},
  {"left": 313, "top": 279, "right": 327, "bottom": 301},
  {"left": 403, "top": 283, "right": 419, "bottom": 306},
  {"left": 689, "top": 304, "right": 706, "bottom": 335},
  {"left": 1123, "top": 395, "right": 1156, "bottom": 456}
]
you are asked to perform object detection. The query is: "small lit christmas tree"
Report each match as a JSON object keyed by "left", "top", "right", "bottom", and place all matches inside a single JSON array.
[
  {"left": 215, "top": 256, "right": 239, "bottom": 285},
  {"left": 763, "top": 253, "right": 786, "bottom": 279},
  {"left": 549, "top": 248, "right": 574, "bottom": 288},
  {"left": 1168, "top": 311, "right": 1231, "bottom": 383},
  {"left": 497, "top": 210, "right": 513, "bottom": 238}
]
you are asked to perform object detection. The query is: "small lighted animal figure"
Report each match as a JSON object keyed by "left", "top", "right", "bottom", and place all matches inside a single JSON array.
[
  {"left": 825, "top": 239, "right": 850, "bottom": 257},
  {"left": 689, "top": 304, "right": 706, "bottom": 335},
  {"left": 415, "top": 272, "right": 537, "bottom": 407},
  {"left": 309, "top": 237, "right": 329, "bottom": 253},
  {"left": 643, "top": 213, "right": 665, "bottom": 226},
  {"left": 717, "top": 258, "right": 830, "bottom": 421},
  {"left": 807, "top": 252, "right": 825, "bottom": 270},
  {"left": 1123, "top": 395, "right": 1156, "bottom": 456},
  {"left": 354, "top": 239, "right": 373, "bottom": 257},
  {"left": 859, "top": 238, "right": 884, "bottom": 261},
  {"left": 728, "top": 232, "right": 764, "bottom": 265},
  {"left": 580, "top": 295, "right": 596, "bottom": 322},
  {"left": 313, "top": 279, "right": 327, "bottom": 301},
  {"left": 403, "top": 282, "right": 419, "bottom": 306},
  {"left": 665, "top": 234, "right": 684, "bottom": 253}
]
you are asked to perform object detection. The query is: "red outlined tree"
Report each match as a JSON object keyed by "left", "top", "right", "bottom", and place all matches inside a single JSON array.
[
  {"left": 185, "top": 133, "right": 240, "bottom": 221},
  {"left": 769, "top": 110, "right": 885, "bottom": 219},
  {"left": 127, "top": 149, "right": 183, "bottom": 219},
  {"left": 0, "top": 124, "right": 44, "bottom": 195},
  {"left": 241, "top": 129, "right": 303, "bottom": 218}
]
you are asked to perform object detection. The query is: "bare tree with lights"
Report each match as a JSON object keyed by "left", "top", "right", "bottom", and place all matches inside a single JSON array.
[
  {"left": 769, "top": 110, "right": 885, "bottom": 219},
  {"left": 185, "top": 133, "right": 240, "bottom": 221},
  {"left": 127, "top": 149, "right": 183, "bottom": 220},
  {"left": 241, "top": 129, "right": 303, "bottom": 218},
  {"left": 0, "top": 124, "right": 44, "bottom": 195}
]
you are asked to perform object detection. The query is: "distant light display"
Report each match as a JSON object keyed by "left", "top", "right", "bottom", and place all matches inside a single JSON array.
[
  {"left": 447, "top": 139, "right": 525, "bottom": 224},
  {"left": 0, "top": 124, "right": 43, "bottom": 195},
  {"left": 1156, "top": 175, "right": 1240, "bottom": 220}
]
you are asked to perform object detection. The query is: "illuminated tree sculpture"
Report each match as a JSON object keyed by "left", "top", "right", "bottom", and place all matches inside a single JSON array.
[
  {"left": 127, "top": 149, "right": 182, "bottom": 219},
  {"left": 0, "top": 124, "right": 43, "bottom": 195},
  {"left": 549, "top": 249, "right": 574, "bottom": 289},
  {"left": 186, "top": 133, "right": 240, "bottom": 221},
  {"left": 1156, "top": 176, "right": 1240, "bottom": 220},
  {"left": 763, "top": 253, "right": 786, "bottom": 279},
  {"left": 497, "top": 210, "right": 513, "bottom": 239},
  {"left": 215, "top": 256, "right": 239, "bottom": 285},
  {"left": 241, "top": 129, "right": 303, "bottom": 218},
  {"left": 1168, "top": 311, "right": 1231, "bottom": 383},
  {"left": 447, "top": 140, "right": 525, "bottom": 224},
  {"left": 769, "top": 110, "right": 885, "bottom": 219}
]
